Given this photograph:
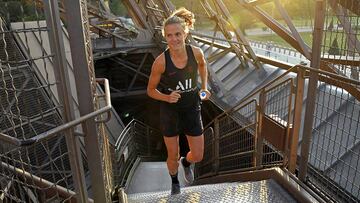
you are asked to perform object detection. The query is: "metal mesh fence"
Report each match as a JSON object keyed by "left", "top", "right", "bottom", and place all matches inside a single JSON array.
[
  {"left": 322, "top": 0, "right": 360, "bottom": 81},
  {"left": 196, "top": 75, "right": 295, "bottom": 177},
  {"left": 113, "top": 120, "right": 164, "bottom": 187},
  {"left": 218, "top": 102, "right": 256, "bottom": 172},
  {"left": 0, "top": 1, "right": 107, "bottom": 202},
  {"left": 195, "top": 127, "right": 214, "bottom": 178},
  {"left": 0, "top": 1, "right": 81, "bottom": 201},
  {"left": 0, "top": 135, "right": 75, "bottom": 202},
  {"left": 262, "top": 79, "right": 293, "bottom": 167},
  {"left": 303, "top": 1, "right": 360, "bottom": 202},
  {"left": 265, "top": 79, "right": 293, "bottom": 123},
  {"left": 307, "top": 75, "right": 360, "bottom": 202}
]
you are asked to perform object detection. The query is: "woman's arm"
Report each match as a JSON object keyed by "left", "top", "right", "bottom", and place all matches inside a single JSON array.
[
  {"left": 193, "top": 46, "right": 211, "bottom": 100},
  {"left": 147, "top": 54, "right": 181, "bottom": 103}
]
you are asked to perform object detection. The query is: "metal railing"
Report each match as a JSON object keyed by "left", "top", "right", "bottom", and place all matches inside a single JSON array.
[
  {"left": 303, "top": 72, "right": 360, "bottom": 202},
  {"left": 1, "top": 0, "right": 117, "bottom": 201},
  {"left": 196, "top": 64, "right": 360, "bottom": 202},
  {"left": 113, "top": 119, "right": 165, "bottom": 188},
  {"left": 0, "top": 78, "right": 111, "bottom": 146},
  {"left": 0, "top": 78, "right": 111, "bottom": 202}
]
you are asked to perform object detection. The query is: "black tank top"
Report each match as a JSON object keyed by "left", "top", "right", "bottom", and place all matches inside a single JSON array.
[{"left": 160, "top": 45, "right": 199, "bottom": 108}]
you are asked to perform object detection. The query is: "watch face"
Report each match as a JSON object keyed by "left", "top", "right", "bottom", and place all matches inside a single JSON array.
[{"left": 200, "top": 91, "right": 206, "bottom": 99}]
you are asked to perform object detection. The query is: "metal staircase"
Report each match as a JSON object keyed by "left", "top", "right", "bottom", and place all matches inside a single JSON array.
[
  {"left": 1, "top": 0, "right": 360, "bottom": 202},
  {"left": 128, "top": 180, "right": 297, "bottom": 203}
]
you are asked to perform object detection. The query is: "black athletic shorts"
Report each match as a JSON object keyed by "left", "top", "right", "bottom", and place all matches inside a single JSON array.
[{"left": 160, "top": 99, "right": 203, "bottom": 137}]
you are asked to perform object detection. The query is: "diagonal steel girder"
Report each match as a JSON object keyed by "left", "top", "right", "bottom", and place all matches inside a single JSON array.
[
  {"left": 329, "top": 0, "right": 360, "bottom": 80},
  {"left": 236, "top": 0, "right": 312, "bottom": 59},
  {"left": 122, "top": 0, "right": 204, "bottom": 53},
  {"left": 122, "top": 0, "right": 176, "bottom": 54},
  {"left": 337, "top": 0, "right": 360, "bottom": 15},
  {"left": 237, "top": 0, "right": 360, "bottom": 64},
  {"left": 329, "top": 0, "right": 360, "bottom": 54},
  {"left": 86, "top": 3, "right": 138, "bottom": 35},
  {"left": 122, "top": 1, "right": 174, "bottom": 36},
  {"left": 200, "top": 0, "right": 263, "bottom": 69},
  {"left": 31, "top": 0, "right": 134, "bottom": 42}
]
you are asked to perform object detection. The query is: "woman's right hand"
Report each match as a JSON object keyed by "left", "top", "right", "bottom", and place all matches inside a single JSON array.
[{"left": 167, "top": 91, "right": 181, "bottom": 103}]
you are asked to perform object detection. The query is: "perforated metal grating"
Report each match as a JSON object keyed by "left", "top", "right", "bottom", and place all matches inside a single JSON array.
[{"left": 128, "top": 179, "right": 296, "bottom": 203}]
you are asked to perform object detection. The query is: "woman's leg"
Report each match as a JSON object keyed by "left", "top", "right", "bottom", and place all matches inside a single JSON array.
[
  {"left": 180, "top": 134, "right": 203, "bottom": 184},
  {"left": 185, "top": 134, "right": 204, "bottom": 163},
  {"left": 163, "top": 136, "right": 180, "bottom": 175}
]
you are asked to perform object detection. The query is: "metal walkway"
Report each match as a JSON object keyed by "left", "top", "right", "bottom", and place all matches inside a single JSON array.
[
  {"left": 128, "top": 178, "right": 296, "bottom": 203},
  {"left": 126, "top": 162, "right": 298, "bottom": 202},
  {"left": 126, "top": 162, "right": 189, "bottom": 194}
]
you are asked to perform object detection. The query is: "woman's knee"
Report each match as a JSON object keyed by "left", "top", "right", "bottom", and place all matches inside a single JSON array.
[{"left": 191, "top": 151, "right": 203, "bottom": 162}]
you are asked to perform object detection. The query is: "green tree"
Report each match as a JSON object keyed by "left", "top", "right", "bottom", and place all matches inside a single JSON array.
[{"left": 110, "top": 0, "right": 127, "bottom": 16}]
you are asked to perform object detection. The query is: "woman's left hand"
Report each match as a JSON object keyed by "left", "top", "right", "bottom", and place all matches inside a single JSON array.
[{"left": 199, "top": 89, "right": 211, "bottom": 100}]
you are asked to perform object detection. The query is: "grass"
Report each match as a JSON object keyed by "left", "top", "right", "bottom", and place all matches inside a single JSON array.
[
  {"left": 246, "top": 30, "right": 352, "bottom": 55},
  {"left": 247, "top": 32, "right": 313, "bottom": 48}
]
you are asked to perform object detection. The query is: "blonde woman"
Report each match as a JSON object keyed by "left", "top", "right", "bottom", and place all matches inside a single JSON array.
[{"left": 147, "top": 7, "right": 211, "bottom": 195}]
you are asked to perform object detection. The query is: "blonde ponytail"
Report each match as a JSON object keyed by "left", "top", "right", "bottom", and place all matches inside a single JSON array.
[{"left": 162, "top": 7, "right": 195, "bottom": 36}]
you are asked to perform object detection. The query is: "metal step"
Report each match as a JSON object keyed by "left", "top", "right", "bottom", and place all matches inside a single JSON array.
[{"left": 128, "top": 179, "right": 296, "bottom": 203}]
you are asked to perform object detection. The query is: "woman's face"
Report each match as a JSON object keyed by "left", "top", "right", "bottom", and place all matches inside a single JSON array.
[{"left": 164, "top": 23, "right": 187, "bottom": 51}]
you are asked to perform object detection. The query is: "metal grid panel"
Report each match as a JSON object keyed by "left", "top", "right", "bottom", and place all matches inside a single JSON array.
[
  {"left": 308, "top": 77, "right": 360, "bottom": 202},
  {"left": 0, "top": 135, "right": 74, "bottom": 202},
  {"left": 265, "top": 79, "right": 293, "bottom": 122},
  {"left": 304, "top": 1, "right": 360, "bottom": 202},
  {"left": 261, "top": 140, "right": 284, "bottom": 167},
  {"left": 0, "top": 1, "right": 61, "bottom": 140},
  {"left": 262, "top": 79, "right": 293, "bottom": 167},
  {"left": 321, "top": 0, "right": 360, "bottom": 81},
  {"left": 0, "top": 1, "right": 91, "bottom": 202},
  {"left": 195, "top": 127, "right": 214, "bottom": 177},
  {"left": 113, "top": 120, "right": 164, "bottom": 187},
  {"left": 218, "top": 100, "right": 257, "bottom": 172}
]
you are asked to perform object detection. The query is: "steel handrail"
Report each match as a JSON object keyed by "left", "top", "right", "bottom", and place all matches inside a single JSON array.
[
  {"left": 204, "top": 64, "right": 360, "bottom": 129},
  {"left": 115, "top": 118, "right": 160, "bottom": 149},
  {"left": 0, "top": 161, "right": 94, "bottom": 203},
  {"left": 0, "top": 78, "right": 112, "bottom": 146},
  {"left": 204, "top": 65, "right": 298, "bottom": 128},
  {"left": 115, "top": 118, "right": 136, "bottom": 148}
]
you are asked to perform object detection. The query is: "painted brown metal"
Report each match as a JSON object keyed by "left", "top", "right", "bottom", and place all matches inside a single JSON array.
[
  {"left": 196, "top": 33, "right": 360, "bottom": 103},
  {"left": 288, "top": 68, "right": 305, "bottom": 173},
  {"left": 338, "top": 0, "right": 360, "bottom": 15},
  {"left": 237, "top": 0, "right": 311, "bottom": 56},
  {"left": 194, "top": 167, "right": 324, "bottom": 203},
  {"left": 323, "top": 57, "right": 360, "bottom": 66},
  {"left": 299, "top": 0, "right": 326, "bottom": 182},
  {"left": 0, "top": 161, "right": 94, "bottom": 203},
  {"left": 320, "top": 61, "right": 360, "bottom": 101},
  {"left": 274, "top": 0, "right": 311, "bottom": 59},
  {"left": 256, "top": 91, "right": 266, "bottom": 167},
  {"left": 213, "top": 0, "right": 262, "bottom": 69},
  {"left": 44, "top": 1, "right": 89, "bottom": 202},
  {"left": 64, "top": 0, "right": 112, "bottom": 201},
  {"left": 262, "top": 115, "right": 287, "bottom": 151}
]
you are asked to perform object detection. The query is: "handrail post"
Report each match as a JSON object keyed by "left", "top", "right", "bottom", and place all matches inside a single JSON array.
[
  {"left": 299, "top": 0, "right": 326, "bottom": 181},
  {"left": 256, "top": 90, "right": 266, "bottom": 167},
  {"left": 43, "top": 1, "right": 88, "bottom": 202},
  {"left": 213, "top": 118, "right": 220, "bottom": 174},
  {"left": 288, "top": 67, "right": 305, "bottom": 173},
  {"left": 63, "top": 0, "right": 112, "bottom": 201}
]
